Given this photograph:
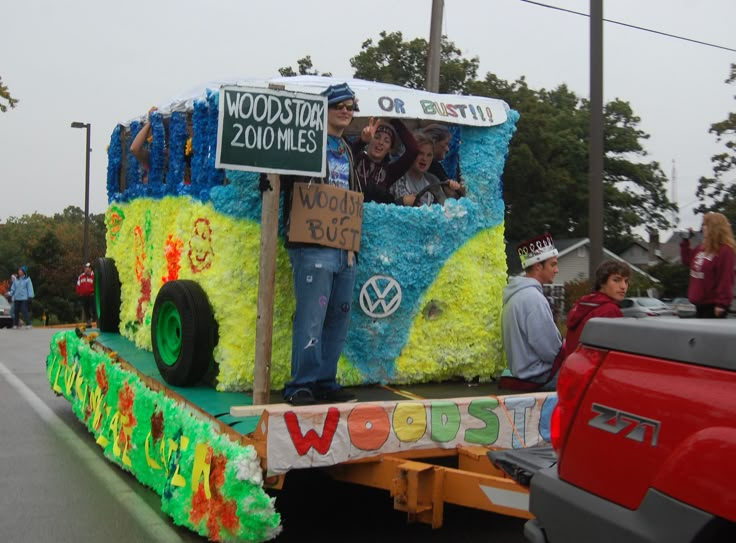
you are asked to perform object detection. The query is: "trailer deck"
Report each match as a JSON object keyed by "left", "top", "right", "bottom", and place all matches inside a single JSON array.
[{"left": 47, "top": 328, "right": 554, "bottom": 541}]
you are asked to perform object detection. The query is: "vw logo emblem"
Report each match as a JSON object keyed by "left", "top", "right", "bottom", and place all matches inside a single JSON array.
[{"left": 359, "top": 275, "right": 402, "bottom": 318}]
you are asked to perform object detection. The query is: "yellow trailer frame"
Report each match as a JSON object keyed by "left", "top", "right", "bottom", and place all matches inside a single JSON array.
[{"left": 233, "top": 402, "right": 537, "bottom": 529}]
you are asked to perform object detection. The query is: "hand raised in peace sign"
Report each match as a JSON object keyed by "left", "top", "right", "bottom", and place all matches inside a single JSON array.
[{"left": 360, "top": 117, "right": 382, "bottom": 143}]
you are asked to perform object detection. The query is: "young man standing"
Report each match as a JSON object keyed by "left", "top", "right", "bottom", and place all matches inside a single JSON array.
[
  {"left": 501, "top": 233, "right": 563, "bottom": 390},
  {"left": 76, "top": 262, "right": 95, "bottom": 327},
  {"left": 281, "top": 83, "right": 362, "bottom": 406}
]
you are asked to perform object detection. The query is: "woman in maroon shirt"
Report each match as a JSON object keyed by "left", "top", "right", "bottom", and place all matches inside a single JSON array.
[{"left": 680, "top": 212, "right": 736, "bottom": 318}]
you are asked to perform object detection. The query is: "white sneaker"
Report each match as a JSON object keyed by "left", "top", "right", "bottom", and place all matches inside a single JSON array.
[{"left": 25, "top": 325, "right": 32, "bottom": 329}]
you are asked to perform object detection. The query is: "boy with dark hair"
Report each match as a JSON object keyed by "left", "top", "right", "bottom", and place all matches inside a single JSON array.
[{"left": 565, "top": 259, "right": 631, "bottom": 354}]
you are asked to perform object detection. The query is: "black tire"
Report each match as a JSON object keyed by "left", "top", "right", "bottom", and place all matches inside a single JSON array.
[
  {"left": 95, "top": 257, "right": 121, "bottom": 332},
  {"left": 151, "top": 280, "right": 217, "bottom": 387}
]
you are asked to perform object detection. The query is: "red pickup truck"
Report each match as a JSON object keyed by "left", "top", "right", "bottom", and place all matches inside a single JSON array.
[{"left": 496, "top": 317, "right": 736, "bottom": 543}]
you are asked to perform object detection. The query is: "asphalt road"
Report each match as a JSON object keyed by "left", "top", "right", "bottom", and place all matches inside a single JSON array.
[{"left": 0, "top": 327, "right": 528, "bottom": 543}]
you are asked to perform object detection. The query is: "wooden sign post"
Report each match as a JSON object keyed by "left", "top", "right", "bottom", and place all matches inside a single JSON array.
[
  {"left": 216, "top": 86, "right": 327, "bottom": 405},
  {"left": 253, "top": 174, "right": 280, "bottom": 406}
]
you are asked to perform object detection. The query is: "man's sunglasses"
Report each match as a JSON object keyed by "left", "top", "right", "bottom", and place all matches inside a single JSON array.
[{"left": 329, "top": 103, "right": 356, "bottom": 112}]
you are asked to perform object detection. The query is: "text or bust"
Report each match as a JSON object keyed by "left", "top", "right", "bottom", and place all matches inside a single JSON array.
[{"left": 376, "top": 95, "right": 494, "bottom": 123}]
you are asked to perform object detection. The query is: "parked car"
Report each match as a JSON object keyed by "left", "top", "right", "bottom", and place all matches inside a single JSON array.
[
  {"left": 0, "top": 296, "right": 12, "bottom": 328},
  {"left": 669, "top": 296, "right": 696, "bottom": 318},
  {"left": 619, "top": 297, "right": 677, "bottom": 318}
]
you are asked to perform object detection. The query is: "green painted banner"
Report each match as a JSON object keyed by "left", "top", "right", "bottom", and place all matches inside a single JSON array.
[{"left": 216, "top": 86, "right": 327, "bottom": 176}]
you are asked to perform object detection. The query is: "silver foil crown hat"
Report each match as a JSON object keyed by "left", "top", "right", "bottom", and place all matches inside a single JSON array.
[{"left": 517, "top": 233, "right": 558, "bottom": 269}]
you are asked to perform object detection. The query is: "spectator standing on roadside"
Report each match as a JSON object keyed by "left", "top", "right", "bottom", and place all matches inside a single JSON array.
[
  {"left": 9, "top": 265, "right": 34, "bottom": 329},
  {"left": 680, "top": 212, "right": 736, "bottom": 318},
  {"left": 76, "top": 262, "right": 96, "bottom": 327}
]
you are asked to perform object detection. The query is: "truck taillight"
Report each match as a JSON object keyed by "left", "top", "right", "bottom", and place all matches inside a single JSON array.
[{"left": 550, "top": 346, "right": 606, "bottom": 454}]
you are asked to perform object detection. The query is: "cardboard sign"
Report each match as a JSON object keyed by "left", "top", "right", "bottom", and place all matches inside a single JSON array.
[
  {"left": 288, "top": 182, "right": 364, "bottom": 252},
  {"left": 216, "top": 86, "right": 327, "bottom": 176}
]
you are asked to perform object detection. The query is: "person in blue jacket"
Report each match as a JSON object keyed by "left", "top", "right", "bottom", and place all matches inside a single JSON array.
[{"left": 9, "top": 265, "right": 34, "bottom": 328}]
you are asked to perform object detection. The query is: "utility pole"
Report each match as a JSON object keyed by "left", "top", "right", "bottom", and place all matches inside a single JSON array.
[
  {"left": 71, "top": 121, "right": 92, "bottom": 263},
  {"left": 426, "top": 0, "right": 444, "bottom": 92},
  {"left": 588, "top": 0, "right": 604, "bottom": 278}
]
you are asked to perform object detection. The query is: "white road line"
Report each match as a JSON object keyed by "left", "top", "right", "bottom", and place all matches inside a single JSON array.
[{"left": 0, "top": 362, "right": 184, "bottom": 542}]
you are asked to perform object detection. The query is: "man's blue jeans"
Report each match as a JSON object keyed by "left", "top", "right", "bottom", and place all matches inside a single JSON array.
[{"left": 284, "top": 247, "right": 356, "bottom": 399}]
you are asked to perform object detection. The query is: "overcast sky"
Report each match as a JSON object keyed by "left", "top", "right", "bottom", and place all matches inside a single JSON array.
[{"left": 1, "top": 0, "right": 734, "bottom": 237}]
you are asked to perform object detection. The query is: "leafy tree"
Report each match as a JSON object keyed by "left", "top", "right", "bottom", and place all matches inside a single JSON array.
[
  {"left": 350, "top": 31, "right": 479, "bottom": 94},
  {"left": 31, "top": 231, "right": 71, "bottom": 322},
  {"left": 469, "top": 74, "right": 675, "bottom": 251},
  {"left": 0, "top": 76, "right": 19, "bottom": 113},
  {"left": 627, "top": 271, "right": 658, "bottom": 298},
  {"left": 695, "top": 63, "right": 736, "bottom": 221},
  {"left": 278, "top": 56, "right": 331, "bottom": 78},
  {"left": 646, "top": 260, "right": 690, "bottom": 298},
  {"left": 602, "top": 99, "right": 675, "bottom": 252}
]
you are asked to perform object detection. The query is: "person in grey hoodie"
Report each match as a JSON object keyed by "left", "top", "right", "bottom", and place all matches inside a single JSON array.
[{"left": 501, "top": 233, "right": 563, "bottom": 390}]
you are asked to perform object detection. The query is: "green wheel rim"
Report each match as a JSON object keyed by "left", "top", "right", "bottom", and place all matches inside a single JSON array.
[{"left": 155, "top": 300, "right": 182, "bottom": 366}]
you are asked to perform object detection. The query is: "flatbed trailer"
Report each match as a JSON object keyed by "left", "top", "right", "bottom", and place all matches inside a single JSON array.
[{"left": 47, "top": 328, "right": 554, "bottom": 542}]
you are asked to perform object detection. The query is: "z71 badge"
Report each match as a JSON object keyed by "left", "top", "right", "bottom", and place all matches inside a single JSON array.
[{"left": 588, "top": 403, "right": 661, "bottom": 446}]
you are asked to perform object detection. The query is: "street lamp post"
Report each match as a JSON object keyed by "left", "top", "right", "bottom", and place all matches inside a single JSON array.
[{"left": 71, "top": 121, "right": 91, "bottom": 263}]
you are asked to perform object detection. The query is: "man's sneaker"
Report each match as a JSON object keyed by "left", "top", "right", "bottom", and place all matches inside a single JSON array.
[
  {"left": 319, "top": 388, "right": 357, "bottom": 403},
  {"left": 287, "top": 389, "right": 316, "bottom": 406}
]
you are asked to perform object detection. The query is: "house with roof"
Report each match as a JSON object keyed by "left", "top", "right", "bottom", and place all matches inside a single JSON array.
[{"left": 619, "top": 239, "right": 667, "bottom": 268}]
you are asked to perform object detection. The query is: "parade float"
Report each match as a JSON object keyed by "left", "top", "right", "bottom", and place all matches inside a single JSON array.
[{"left": 46, "top": 76, "right": 555, "bottom": 542}]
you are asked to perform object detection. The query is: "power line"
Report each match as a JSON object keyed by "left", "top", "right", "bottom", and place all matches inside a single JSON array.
[{"left": 520, "top": 0, "right": 736, "bottom": 53}]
